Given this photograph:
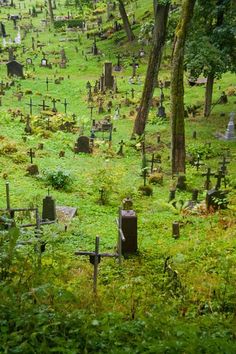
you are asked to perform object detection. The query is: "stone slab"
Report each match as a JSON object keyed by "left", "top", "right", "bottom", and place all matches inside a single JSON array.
[{"left": 56, "top": 206, "right": 77, "bottom": 223}]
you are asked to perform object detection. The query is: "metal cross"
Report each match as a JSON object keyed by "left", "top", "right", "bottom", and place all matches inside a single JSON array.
[
  {"left": 26, "top": 98, "right": 37, "bottom": 115},
  {"left": 27, "top": 148, "right": 35, "bottom": 164},
  {"left": 38, "top": 100, "right": 50, "bottom": 111},
  {"left": 51, "top": 98, "right": 57, "bottom": 112},
  {"left": 63, "top": 98, "right": 68, "bottom": 114},
  {"left": 75, "top": 236, "right": 118, "bottom": 294},
  {"left": 202, "top": 167, "right": 215, "bottom": 190},
  {"left": 218, "top": 156, "right": 230, "bottom": 174}
]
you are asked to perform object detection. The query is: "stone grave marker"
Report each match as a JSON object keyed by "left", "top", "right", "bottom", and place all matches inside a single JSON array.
[
  {"left": 42, "top": 194, "right": 57, "bottom": 221},
  {"left": 6, "top": 60, "right": 24, "bottom": 78},
  {"left": 74, "top": 136, "right": 91, "bottom": 153}
]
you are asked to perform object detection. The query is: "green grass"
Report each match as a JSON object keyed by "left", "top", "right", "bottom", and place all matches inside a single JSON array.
[{"left": 0, "top": 0, "right": 236, "bottom": 353}]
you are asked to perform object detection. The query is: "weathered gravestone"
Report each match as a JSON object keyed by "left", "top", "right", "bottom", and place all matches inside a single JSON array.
[
  {"left": 42, "top": 195, "right": 57, "bottom": 221},
  {"left": 74, "top": 136, "right": 91, "bottom": 153},
  {"left": 119, "top": 207, "right": 138, "bottom": 255},
  {"left": 6, "top": 60, "right": 24, "bottom": 78},
  {"left": 104, "top": 62, "right": 114, "bottom": 90}
]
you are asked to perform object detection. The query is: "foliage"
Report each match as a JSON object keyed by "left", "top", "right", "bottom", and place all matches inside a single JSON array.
[{"left": 44, "top": 168, "right": 73, "bottom": 190}]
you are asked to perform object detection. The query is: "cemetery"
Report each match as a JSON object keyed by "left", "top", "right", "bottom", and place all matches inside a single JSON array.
[{"left": 0, "top": 0, "right": 235, "bottom": 352}]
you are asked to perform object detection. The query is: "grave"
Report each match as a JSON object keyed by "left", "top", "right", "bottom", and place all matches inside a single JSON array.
[
  {"left": 56, "top": 206, "right": 77, "bottom": 224},
  {"left": 6, "top": 60, "right": 24, "bottom": 78},
  {"left": 119, "top": 208, "right": 138, "bottom": 255},
  {"left": 104, "top": 62, "right": 114, "bottom": 90},
  {"left": 42, "top": 195, "right": 57, "bottom": 221},
  {"left": 74, "top": 135, "right": 91, "bottom": 153}
]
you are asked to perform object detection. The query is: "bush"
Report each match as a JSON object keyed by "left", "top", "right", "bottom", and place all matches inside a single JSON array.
[
  {"left": 44, "top": 168, "right": 73, "bottom": 190},
  {"left": 54, "top": 19, "right": 83, "bottom": 29}
]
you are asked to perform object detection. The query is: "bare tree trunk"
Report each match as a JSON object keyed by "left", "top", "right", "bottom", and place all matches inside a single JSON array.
[
  {"left": 171, "top": 0, "right": 196, "bottom": 175},
  {"left": 118, "top": 0, "right": 135, "bottom": 42},
  {"left": 48, "top": 0, "right": 54, "bottom": 24},
  {"left": 204, "top": 72, "right": 214, "bottom": 117},
  {"left": 133, "top": 1, "right": 170, "bottom": 136}
]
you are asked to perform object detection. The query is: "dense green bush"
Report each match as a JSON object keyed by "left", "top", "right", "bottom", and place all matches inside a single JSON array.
[{"left": 44, "top": 168, "right": 73, "bottom": 190}]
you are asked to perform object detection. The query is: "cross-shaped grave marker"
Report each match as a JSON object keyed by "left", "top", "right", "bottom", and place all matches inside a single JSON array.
[
  {"left": 218, "top": 156, "right": 230, "bottom": 174},
  {"left": 63, "top": 98, "right": 68, "bottom": 114},
  {"left": 51, "top": 98, "right": 57, "bottom": 112},
  {"left": 38, "top": 99, "right": 50, "bottom": 111},
  {"left": 147, "top": 153, "right": 162, "bottom": 174},
  {"left": 194, "top": 154, "right": 204, "bottom": 171},
  {"left": 215, "top": 169, "right": 226, "bottom": 190},
  {"left": 75, "top": 236, "right": 118, "bottom": 294},
  {"left": 27, "top": 148, "right": 35, "bottom": 164},
  {"left": 202, "top": 167, "right": 215, "bottom": 190},
  {"left": 26, "top": 98, "right": 37, "bottom": 115}
]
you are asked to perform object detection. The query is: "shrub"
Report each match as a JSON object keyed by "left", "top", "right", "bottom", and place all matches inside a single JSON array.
[{"left": 44, "top": 168, "right": 73, "bottom": 190}]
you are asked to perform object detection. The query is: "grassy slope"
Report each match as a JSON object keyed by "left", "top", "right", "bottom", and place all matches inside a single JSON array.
[{"left": 0, "top": 1, "right": 236, "bottom": 353}]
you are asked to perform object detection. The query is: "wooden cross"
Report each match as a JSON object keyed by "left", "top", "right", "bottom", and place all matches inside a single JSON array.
[
  {"left": 202, "top": 167, "right": 215, "bottom": 190},
  {"left": 27, "top": 148, "right": 35, "bottom": 164},
  {"left": 38, "top": 100, "right": 49, "bottom": 111},
  {"left": 75, "top": 236, "right": 118, "bottom": 294},
  {"left": 63, "top": 98, "right": 68, "bottom": 114},
  {"left": 26, "top": 98, "right": 37, "bottom": 115}
]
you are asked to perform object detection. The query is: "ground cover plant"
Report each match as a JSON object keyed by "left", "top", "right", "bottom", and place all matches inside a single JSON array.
[{"left": 0, "top": 0, "right": 236, "bottom": 353}]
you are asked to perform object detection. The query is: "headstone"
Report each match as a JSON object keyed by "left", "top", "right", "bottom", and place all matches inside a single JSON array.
[
  {"left": 6, "top": 60, "right": 24, "bottom": 78},
  {"left": 56, "top": 206, "right": 77, "bottom": 223},
  {"left": 74, "top": 136, "right": 91, "bottom": 153},
  {"left": 224, "top": 112, "right": 235, "bottom": 140},
  {"left": 104, "top": 62, "right": 114, "bottom": 90},
  {"left": 42, "top": 195, "right": 57, "bottom": 221},
  {"left": 120, "top": 209, "right": 137, "bottom": 255}
]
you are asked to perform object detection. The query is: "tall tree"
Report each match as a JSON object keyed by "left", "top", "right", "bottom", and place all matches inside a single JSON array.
[
  {"left": 171, "top": 0, "right": 196, "bottom": 175},
  {"left": 133, "top": 1, "right": 170, "bottom": 136},
  {"left": 118, "top": 0, "right": 135, "bottom": 42},
  {"left": 48, "top": 0, "right": 54, "bottom": 24},
  {"left": 185, "top": 0, "right": 236, "bottom": 117}
]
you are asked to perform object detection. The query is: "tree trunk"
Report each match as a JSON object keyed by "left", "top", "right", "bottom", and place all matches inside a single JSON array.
[
  {"left": 48, "top": 0, "right": 54, "bottom": 24},
  {"left": 204, "top": 72, "right": 214, "bottom": 117},
  {"left": 133, "top": 2, "right": 170, "bottom": 136},
  {"left": 118, "top": 0, "right": 135, "bottom": 42},
  {"left": 171, "top": 0, "right": 196, "bottom": 175}
]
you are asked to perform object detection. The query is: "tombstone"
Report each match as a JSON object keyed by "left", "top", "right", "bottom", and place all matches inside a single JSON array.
[
  {"left": 224, "top": 112, "right": 235, "bottom": 141},
  {"left": 41, "top": 58, "right": 48, "bottom": 67},
  {"left": 104, "top": 62, "right": 114, "bottom": 90},
  {"left": 120, "top": 209, "right": 137, "bottom": 255},
  {"left": 74, "top": 136, "right": 91, "bottom": 154},
  {"left": 42, "top": 195, "right": 57, "bottom": 221},
  {"left": 122, "top": 197, "right": 133, "bottom": 210},
  {"left": 6, "top": 60, "right": 24, "bottom": 78}
]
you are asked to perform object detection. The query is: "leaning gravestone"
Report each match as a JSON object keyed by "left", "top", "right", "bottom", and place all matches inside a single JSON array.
[
  {"left": 74, "top": 136, "right": 91, "bottom": 153},
  {"left": 6, "top": 60, "right": 24, "bottom": 78}
]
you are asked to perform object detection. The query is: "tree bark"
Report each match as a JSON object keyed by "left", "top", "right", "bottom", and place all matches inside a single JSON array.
[
  {"left": 48, "top": 0, "right": 54, "bottom": 24},
  {"left": 118, "top": 0, "right": 135, "bottom": 42},
  {"left": 204, "top": 72, "right": 214, "bottom": 117},
  {"left": 133, "top": 1, "right": 170, "bottom": 136},
  {"left": 171, "top": 0, "right": 196, "bottom": 175}
]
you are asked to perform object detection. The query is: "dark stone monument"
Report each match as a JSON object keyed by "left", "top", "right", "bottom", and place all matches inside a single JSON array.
[
  {"left": 74, "top": 136, "right": 91, "bottom": 153},
  {"left": 104, "top": 62, "right": 114, "bottom": 90},
  {"left": 42, "top": 195, "right": 57, "bottom": 221},
  {"left": 6, "top": 60, "right": 24, "bottom": 78},
  {"left": 120, "top": 209, "right": 138, "bottom": 255}
]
